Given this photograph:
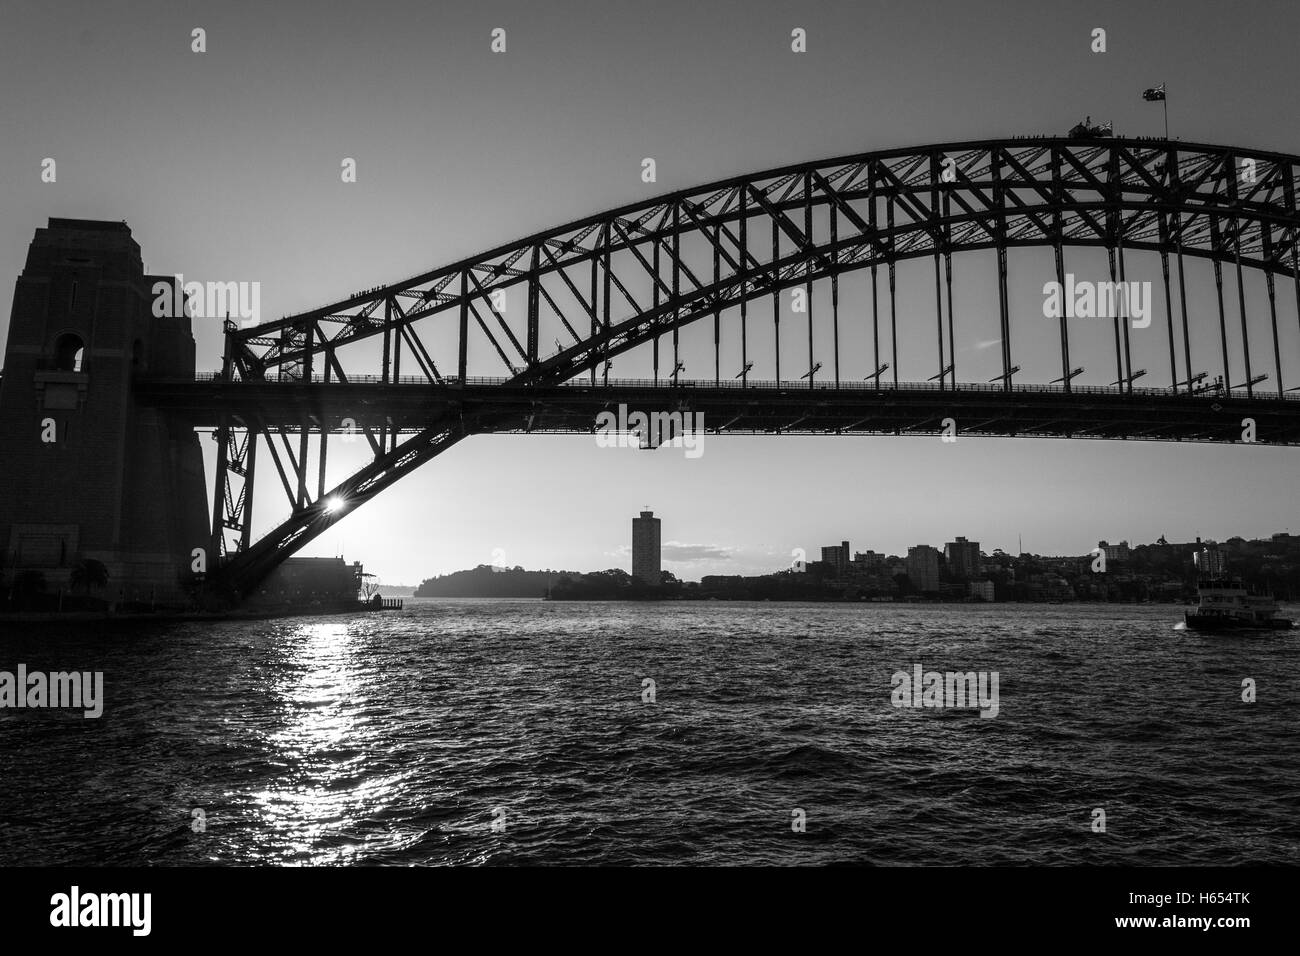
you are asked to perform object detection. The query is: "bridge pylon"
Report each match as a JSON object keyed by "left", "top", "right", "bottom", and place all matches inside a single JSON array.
[{"left": 0, "top": 219, "right": 209, "bottom": 608}]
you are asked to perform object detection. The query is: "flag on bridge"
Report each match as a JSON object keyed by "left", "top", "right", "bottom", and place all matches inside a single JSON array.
[{"left": 1143, "top": 83, "right": 1166, "bottom": 101}]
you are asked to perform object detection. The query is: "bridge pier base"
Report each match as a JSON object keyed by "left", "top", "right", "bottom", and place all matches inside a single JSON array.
[{"left": 0, "top": 220, "right": 209, "bottom": 610}]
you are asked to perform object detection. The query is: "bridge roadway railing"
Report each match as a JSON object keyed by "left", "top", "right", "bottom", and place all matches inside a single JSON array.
[{"left": 186, "top": 371, "right": 1300, "bottom": 401}]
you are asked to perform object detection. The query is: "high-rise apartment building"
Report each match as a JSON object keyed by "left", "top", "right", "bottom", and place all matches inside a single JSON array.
[
  {"left": 821, "top": 540, "right": 850, "bottom": 575},
  {"left": 906, "top": 545, "right": 941, "bottom": 593},
  {"left": 632, "top": 510, "right": 662, "bottom": 585},
  {"left": 944, "top": 536, "right": 981, "bottom": 579}
]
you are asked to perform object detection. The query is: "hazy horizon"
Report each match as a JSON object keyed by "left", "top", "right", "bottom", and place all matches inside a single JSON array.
[{"left": 395, "top": 516, "right": 1295, "bottom": 589}]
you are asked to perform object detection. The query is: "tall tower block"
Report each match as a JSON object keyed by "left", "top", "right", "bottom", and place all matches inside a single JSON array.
[
  {"left": 0, "top": 219, "right": 209, "bottom": 604},
  {"left": 632, "top": 510, "right": 661, "bottom": 585}
]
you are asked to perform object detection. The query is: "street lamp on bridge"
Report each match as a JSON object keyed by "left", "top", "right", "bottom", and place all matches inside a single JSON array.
[
  {"left": 988, "top": 366, "right": 1021, "bottom": 387},
  {"left": 865, "top": 363, "right": 890, "bottom": 387},
  {"left": 928, "top": 364, "right": 954, "bottom": 387},
  {"left": 1050, "top": 367, "right": 1085, "bottom": 387},
  {"left": 1111, "top": 369, "right": 1149, "bottom": 388}
]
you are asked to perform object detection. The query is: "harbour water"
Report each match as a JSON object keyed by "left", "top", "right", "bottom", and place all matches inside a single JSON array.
[{"left": 1, "top": 599, "right": 1296, "bottom": 866}]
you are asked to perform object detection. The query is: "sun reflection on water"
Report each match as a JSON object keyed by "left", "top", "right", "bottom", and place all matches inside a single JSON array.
[{"left": 248, "top": 619, "right": 400, "bottom": 864}]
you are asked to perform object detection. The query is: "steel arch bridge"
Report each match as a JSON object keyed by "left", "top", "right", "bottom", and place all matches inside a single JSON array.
[{"left": 137, "top": 136, "right": 1300, "bottom": 596}]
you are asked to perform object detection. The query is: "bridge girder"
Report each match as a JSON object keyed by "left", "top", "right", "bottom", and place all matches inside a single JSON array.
[
  {"left": 231, "top": 138, "right": 1300, "bottom": 386},
  {"left": 191, "top": 137, "right": 1300, "bottom": 596}
]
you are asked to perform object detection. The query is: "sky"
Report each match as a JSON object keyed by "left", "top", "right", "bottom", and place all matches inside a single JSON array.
[{"left": 2, "top": 0, "right": 1298, "bottom": 585}]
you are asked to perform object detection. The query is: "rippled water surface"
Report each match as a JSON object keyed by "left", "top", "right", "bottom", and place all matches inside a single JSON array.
[{"left": 1, "top": 599, "right": 1296, "bottom": 865}]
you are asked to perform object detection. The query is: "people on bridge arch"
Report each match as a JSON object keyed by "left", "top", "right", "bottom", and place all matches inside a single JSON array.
[{"left": 1068, "top": 115, "right": 1114, "bottom": 139}]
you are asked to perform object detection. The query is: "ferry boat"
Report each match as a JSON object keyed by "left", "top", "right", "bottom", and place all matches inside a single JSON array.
[{"left": 1183, "top": 577, "right": 1295, "bottom": 632}]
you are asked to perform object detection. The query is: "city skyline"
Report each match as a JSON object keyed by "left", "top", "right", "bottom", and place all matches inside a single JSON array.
[{"left": 415, "top": 513, "right": 1286, "bottom": 587}]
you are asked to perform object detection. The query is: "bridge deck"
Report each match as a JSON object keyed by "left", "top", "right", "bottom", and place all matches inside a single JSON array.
[{"left": 135, "top": 378, "right": 1300, "bottom": 444}]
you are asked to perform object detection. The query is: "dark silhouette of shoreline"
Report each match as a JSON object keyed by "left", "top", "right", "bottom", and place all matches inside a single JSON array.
[{"left": 414, "top": 532, "right": 1300, "bottom": 602}]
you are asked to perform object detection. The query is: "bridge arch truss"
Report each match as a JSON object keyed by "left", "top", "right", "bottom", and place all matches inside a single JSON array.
[{"left": 187, "top": 137, "right": 1300, "bottom": 594}]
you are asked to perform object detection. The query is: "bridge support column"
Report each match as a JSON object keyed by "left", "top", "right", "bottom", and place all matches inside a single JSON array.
[
  {"left": 933, "top": 252, "right": 945, "bottom": 390},
  {"left": 888, "top": 195, "right": 898, "bottom": 390},
  {"left": 1116, "top": 239, "right": 1134, "bottom": 393},
  {"left": 0, "top": 219, "right": 209, "bottom": 609},
  {"left": 888, "top": 259, "right": 898, "bottom": 390},
  {"left": 868, "top": 163, "right": 882, "bottom": 389},
  {"left": 770, "top": 216, "right": 780, "bottom": 383},
  {"left": 1234, "top": 248, "right": 1253, "bottom": 397},
  {"left": 1107, "top": 248, "right": 1123, "bottom": 389},
  {"left": 1213, "top": 253, "right": 1231, "bottom": 391},
  {"left": 712, "top": 218, "right": 721, "bottom": 386},
  {"left": 830, "top": 200, "right": 840, "bottom": 388},
  {"left": 997, "top": 245, "right": 1012, "bottom": 391},
  {"left": 1159, "top": 241, "right": 1178, "bottom": 392},
  {"left": 738, "top": 192, "right": 747, "bottom": 387},
  {"left": 1175, "top": 221, "right": 1194, "bottom": 392},
  {"left": 1051, "top": 148, "right": 1071, "bottom": 392},
  {"left": 1292, "top": 234, "right": 1300, "bottom": 384},
  {"left": 1266, "top": 268, "right": 1282, "bottom": 394},
  {"left": 803, "top": 170, "right": 814, "bottom": 389},
  {"left": 1227, "top": 156, "right": 1254, "bottom": 397},
  {"left": 1054, "top": 241, "right": 1071, "bottom": 392},
  {"left": 652, "top": 238, "right": 661, "bottom": 385},
  {"left": 945, "top": 245, "right": 955, "bottom": 387}
]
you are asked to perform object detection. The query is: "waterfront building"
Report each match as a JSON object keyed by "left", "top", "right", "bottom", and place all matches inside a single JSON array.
[
  {"left": 821, "top": 540, "right": 850, "bottom": 575},
  {"left": 1098, "top": 540, "right": 1131, "bottom": 562},
  {"left": 1194, "top": 546, "right": 1227, "bottom": 576},
  {"left": 944, "top": 536, "right": 982, "bottom": 579},
  {"left": 906, "top": 545, "right": 941, "bottom": 593},
  {"left": 632, "top": 510, "right": 661, "bottom": 585}
]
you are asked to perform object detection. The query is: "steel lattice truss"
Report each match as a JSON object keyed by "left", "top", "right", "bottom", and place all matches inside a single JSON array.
[{"left": 198, "top": 137, "right": 1300, "bottom": 596}]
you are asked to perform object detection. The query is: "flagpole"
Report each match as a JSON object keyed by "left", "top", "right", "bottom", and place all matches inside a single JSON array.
[{"left": 1164, "top": 82, "right": 1169, "bottom": 140}]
